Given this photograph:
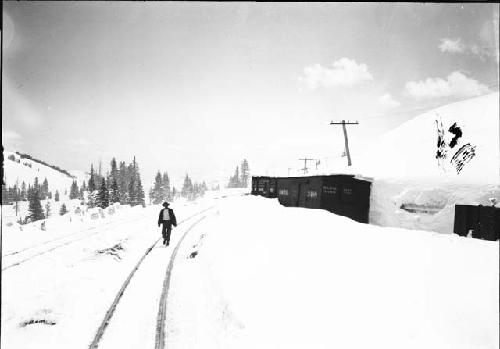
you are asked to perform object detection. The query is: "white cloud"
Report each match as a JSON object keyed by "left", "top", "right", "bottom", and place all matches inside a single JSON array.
[
  {"left": 299, "top": 58, "right": 373, "bottom": 90},
  {"left": 439, "top": 38, "right": 466, "bottom": 53},
  {"left": 439, "top": 36, "right": 498, "bottom": 62},
  {"left": 378, "top": 94, "right": 401, "bottom": 109},
  {"left": 404, "top": 71, "right": 491, "bottom": 99}
]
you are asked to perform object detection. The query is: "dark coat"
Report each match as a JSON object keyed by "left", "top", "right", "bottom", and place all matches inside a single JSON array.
[{"left": 158, "top": 208, "right": 177, "bottom": 227}]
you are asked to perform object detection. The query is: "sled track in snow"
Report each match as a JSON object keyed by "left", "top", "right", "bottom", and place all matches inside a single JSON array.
[
  {"left": 2, "top": 215, "right": 149, "bottom": 271},
  {"left": 88, "top": 206, "right": 214, "bottom": 349}
]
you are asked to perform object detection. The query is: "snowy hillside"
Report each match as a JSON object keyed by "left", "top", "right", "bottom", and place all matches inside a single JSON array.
[
  {"left": 359, "top": 93, "right": 500, "bottom": 234},
  {"left": 358, "top": 92, "right": 499, "bottom": 183},
  {"left": 3, "top": 150, "right": 84, "bottom": 195}
]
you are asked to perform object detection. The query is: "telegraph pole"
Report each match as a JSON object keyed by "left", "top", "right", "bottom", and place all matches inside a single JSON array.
[
  {"left": 299, "top": 158, "right": 315, "bottom": 174},
  {"left": 330, "top": 120, "right": 359, "bottom": 166}
]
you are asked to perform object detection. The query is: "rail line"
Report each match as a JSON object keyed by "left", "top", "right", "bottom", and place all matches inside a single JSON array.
[
  {"left": 88, "top": 206, "right": 214, "bottom": 349},
  {"left": 2, "top": 214, "right": 150, "bottom": 271}
]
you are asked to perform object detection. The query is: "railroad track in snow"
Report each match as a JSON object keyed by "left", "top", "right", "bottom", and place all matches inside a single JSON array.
[
  {"left": 88, "top": 205, "right": 215, "bottom": 349},
  {"left": 2, "top": 215, "right": 150, "bottom": 271}
]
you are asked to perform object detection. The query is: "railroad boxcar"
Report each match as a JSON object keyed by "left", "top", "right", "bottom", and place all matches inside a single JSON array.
[
  {"left": 277, "top": 175, "right": 371, "bottom": 223},
  {"left": 251, "top": 176, "right": 278, "bottom": 198}
]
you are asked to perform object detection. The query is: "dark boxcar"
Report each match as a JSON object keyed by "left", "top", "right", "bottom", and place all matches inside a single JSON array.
[
  {"left": 277, "top": 174, "right": 371, "bottom": 223},
  {"left": 454, "top": 205, "right": 500, "bottom": 241},
  {"left": 267, "top": 177, "right": 278, "bottom": 198},
  {"left": 251, "top": 177, "right": 259, "bottom": 195},
  {"left": 252, "top": 176, "right": 278, "bottom": 198}
]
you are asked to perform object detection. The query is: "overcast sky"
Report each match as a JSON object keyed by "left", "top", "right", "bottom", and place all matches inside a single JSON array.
[{"left": 3, "top": 2, "right": 499, "bottom": 188}]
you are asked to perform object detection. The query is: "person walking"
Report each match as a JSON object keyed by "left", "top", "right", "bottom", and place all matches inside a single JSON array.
[{"left": 158, "top": 202, "right": 177, "bottom": 246}]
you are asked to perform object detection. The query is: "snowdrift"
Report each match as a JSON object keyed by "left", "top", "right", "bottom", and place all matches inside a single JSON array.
[
  {"left": 168, "top": 195, "right": 499, "bottom": 349},
  {"left": 358, "top": 92, "right": 500, "bottom": 234}
]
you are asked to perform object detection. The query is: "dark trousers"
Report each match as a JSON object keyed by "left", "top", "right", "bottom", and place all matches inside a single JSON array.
[{"left": 161, "top": 221, "right": 172, "bottom": 244}]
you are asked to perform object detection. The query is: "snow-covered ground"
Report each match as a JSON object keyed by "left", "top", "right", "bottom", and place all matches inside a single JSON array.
[{"left": 1, "top": 192, "right": 498, "bottom": 349}]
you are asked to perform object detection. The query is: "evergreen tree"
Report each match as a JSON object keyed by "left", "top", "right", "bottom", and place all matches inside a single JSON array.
[
  {"left": 240, "top": 159, "right": 250, "bottom": 187},
  {"left": 118, "top": 161, "right": 128, "bottom": 204},
  {"left": 110, "top": 158, "right": 118, "bottom": 183},
  {"left": 181, "top": 174, "right": 193, "bottom": 200},
  {"left": 41, "top": 178, "right": 49, "bottom": 199},
  {"left": 88, "top": 164, "right": 98, "bottom": 208},
  {"left": 34, "top": 177, "right": 40, "bottom": 193},
  {"left": 150, "top": 171, "right": 164, "bottom": 204},
  {"left": 136, "top": 175, "right": 145, "bottom": 207},
  {"left": 48, "top": 191, "right": 53, "bottom": 199},
  {"left": 128, "top": 173, "right": 136, "bottom": 205},
  {"left": 79, "top": 181, "right": 86, "bottom": 200},
  {"left": 55, "top": 190, "right": 60, "bottom": 202},
  {"left": 97, "top": 178, "right": 109, "bottom": 209},
  {"left": 109, "top": 178, "right": 120, "bottom": 204},
  {"left": 88, "top": 164, "right": 96, "bottom": 192},
  {"left": 21, "top": 181, "right": 27, "bottom": 200},
  {"left": 172, "top": 187, "right": 177, "bottom": 199},
  {"left": 59, "top": 203, "right": 68, "bottom": 216},
  {"left": 45, "top": 201, "right": 51, "bottom": 218},
  {"left": 162, "top": 172, "right": 171, "bottom": 201},
  {"left": 27, "top": 188, "right": 45, "bottom": 222},
  {"left": 69, "top": 180, "right": 79, "bottom": 199}
]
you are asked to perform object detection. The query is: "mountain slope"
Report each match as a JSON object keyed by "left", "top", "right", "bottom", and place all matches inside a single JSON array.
[{"left": 3, "top": 150, "right": 82, "bottom": 194}]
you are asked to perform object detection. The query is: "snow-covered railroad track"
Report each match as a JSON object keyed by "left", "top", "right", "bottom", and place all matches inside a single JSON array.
[
  {"left": 3, "top": 219, "right": 122, "bottom": 257},
  {"left": 88, "top": 206, "right": 214, "bottom": 349},
  {"left": 2, "top": 215, "right": 149, "bottom": 271}
]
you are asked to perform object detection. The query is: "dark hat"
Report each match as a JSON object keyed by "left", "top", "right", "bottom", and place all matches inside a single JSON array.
[{"left": 162, "top": 202, "right": 170, "bottom": 207}]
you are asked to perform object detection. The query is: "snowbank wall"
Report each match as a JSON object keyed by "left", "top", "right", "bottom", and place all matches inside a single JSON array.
[{"left": 369, "top": 178, "right": 500, "bottom": 234}]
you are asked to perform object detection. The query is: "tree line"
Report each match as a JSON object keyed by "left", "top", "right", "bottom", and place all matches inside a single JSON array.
[
  {"left": 148, "top": 171, "right": 207, "bottom": 203},
  {"left": 227, "top": 159, "right": 250, "bottom": 188}
]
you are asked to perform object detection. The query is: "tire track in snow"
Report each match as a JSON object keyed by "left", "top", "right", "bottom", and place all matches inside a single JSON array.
[
  {"left": 88, "top": 206, "right": 214, "bottom": 349},
  {"left": 154, "top": 214, "right": 208, "bottom": 349}
]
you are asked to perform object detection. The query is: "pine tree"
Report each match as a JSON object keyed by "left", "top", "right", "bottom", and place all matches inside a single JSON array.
[
  {"left": 79, "top": 181, "right": 86, "bottom": 200},
  {"left": 110, "top": 158, "right": 118, "bottom": 183},
  {"left": 21, "top": 181, "right": 27, "bottom": 201},
  {"left": 55, "top": 190, "right": 60, "bottom": 202},
  {"left": 41, "top": 178, "right": 49, "bottom": 199},
  {"left": 136, "top": 176, "right": 145, "bottom": 207},
  {"left": 69, "top": 180, "right": 79, "bottom": 199},
  {"left": 59, "top": 203, "right": 68, "bottom": 216},
  {"left": 88, "top": 164, "right": 96, "bottom": 193},
  {"left": 181, "top": 174, "right": 193, "bottom": 199},
  {"left": 240, "top": 159, "right": 250, "bottom": 188},
  {"left": 128, "top": 173, "right": 136, "bottom": 205},
  {"left": 109, "top": 178, "right": 120, "bottom": 204},
  {"left": 88, "top": 164, "right": 98, "bottom": 207},
  {"left": 150, "top": 171, "right": 163, "bottom": 204},
  {"left": 45, "top": 201, "right": 51, "bottom": 218},
  {"left": 34, "top": 177, "right": 40, "bottom": 193},
  {"left": 118, "top": 161, "right": 128, "bottom": 204},
  {"left": 162, "top": 172, "right": 171, "bottom": 201},
  {"left": 27, "top": 188, "right": 45, "bottom": 222},
  {"left": 97, "top": 178, "right": 109, "bottom": 209}
]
